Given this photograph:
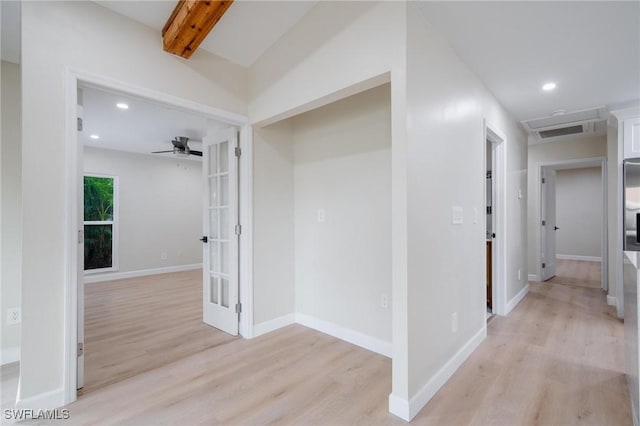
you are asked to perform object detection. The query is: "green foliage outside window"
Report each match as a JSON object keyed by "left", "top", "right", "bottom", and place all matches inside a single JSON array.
[
  {"left": 84, "top": 176, "right": 115, "bottom": 270},
  {"left": 84, "top": 176, "right": 114, "bottom": 221}
]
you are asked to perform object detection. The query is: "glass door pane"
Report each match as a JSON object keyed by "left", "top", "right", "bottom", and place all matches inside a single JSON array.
[{"left": 207, "top": 140, "right": 232, "bottom": 307}]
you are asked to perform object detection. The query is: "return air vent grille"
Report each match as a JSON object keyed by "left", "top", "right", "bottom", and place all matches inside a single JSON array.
[
  {"left": 525, "top": 109, "right": 602, "bottom": 130},
  {"left": 538, "top": 125, "right": 585, "bottom": 139},
  {"left": 521, "top": 106, "right": 606, "bottom": 144}
]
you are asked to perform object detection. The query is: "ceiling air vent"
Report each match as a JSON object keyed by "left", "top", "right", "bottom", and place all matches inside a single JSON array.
[
  {"left": 521, "top": 106, "right": 606, "bottom": 144},
  {"left": 538, "top": 125, "right": 585, "bottom": 139}
]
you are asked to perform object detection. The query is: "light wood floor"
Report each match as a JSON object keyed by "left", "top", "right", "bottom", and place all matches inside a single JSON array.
[
  {"left": 81, "top": 269, "right": 237, "bottom": 394},
  {"left": 39, "top": 270, "right": 629, "bottom": 425},
  {"left": 548, "top": 259, "right": 601, "bottom": 289}
]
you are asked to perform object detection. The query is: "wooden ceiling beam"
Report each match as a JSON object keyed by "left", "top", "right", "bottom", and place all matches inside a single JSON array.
[{"left": 162, "top": 0, "right": 234, "bottom": 59}]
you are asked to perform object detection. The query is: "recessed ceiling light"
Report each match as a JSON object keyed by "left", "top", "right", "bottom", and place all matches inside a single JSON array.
[
  {"left": 542, "top": 82, "right": 557, "bottom": 91},
  {"left": 90, "top": 134, "right": 100, "bottom": 140},
  {"left": 116, "top": 103, "right": 129, "bottom": 110}
]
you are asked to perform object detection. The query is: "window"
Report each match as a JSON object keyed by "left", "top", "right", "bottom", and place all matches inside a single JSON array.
[{"left": 84, "top": 175, "right": 118, "bottom": 272}]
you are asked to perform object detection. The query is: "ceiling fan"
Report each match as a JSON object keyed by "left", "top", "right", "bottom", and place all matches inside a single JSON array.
[{"left": 152, "top": 136, "right": 202, "bottom": 157}]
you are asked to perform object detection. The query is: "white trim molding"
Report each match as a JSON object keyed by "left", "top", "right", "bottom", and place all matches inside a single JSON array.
[
  {"left": 252, "top": 314, "right": 296, "bottom": 338},
  {"left": 1, "top": 346, "right": 20, "bottom": 365},
  {"left": 535, "top": 157, "right": 608, "bottom": 292},
  {"left": 295, "top": 313, "right": 392, "bottom": 358},
  {"left": 64, "top": 68, "right": 251, "bottom": 407},
  {"left": 389, "top": 326, "right": 487, "bottom": 421},
  {"left": 15, "top": 387, "right": 65, "bottom": 411},
  {"left": 83, "top": 264, "right": 202, "bottom": 283},
  {"left": 505, "top": 284, "right": 530, "bottom": 315},
  {"left": 607, "top": 295, "right": 618, "bottom": 307},
  {"left": 528, "top": 274, "right": 541, "bottom": 282},
  {"left": 484, "top": 120, "right": 508, "bottom": 316},
  {"left": 556, "top": 254, "right": 601, "bottom": 262}
]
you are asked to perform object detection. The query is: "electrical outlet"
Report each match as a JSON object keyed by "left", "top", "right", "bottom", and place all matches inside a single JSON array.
[
  {"left": 451, "top": 312, "right": 458, "bottom": 333},
  {"left": 381, "top": 293, "right": 389, "bottom": 309},
  {"left": 317, "top": 208, "right": 325, "bottom": 223},
  {"left": 7, "top": 307, "right": 21, "bottom": 325},
  {"left": 161, "top": 252, "right": 168, "bottom": 260},
  {"left": 518, "top": 268, "right": 522, "bottom": 281}
]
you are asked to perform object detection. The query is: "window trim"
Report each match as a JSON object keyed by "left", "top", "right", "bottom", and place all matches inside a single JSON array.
[{"left": 83, "top": 173, "right": 119, "bottom": 274}]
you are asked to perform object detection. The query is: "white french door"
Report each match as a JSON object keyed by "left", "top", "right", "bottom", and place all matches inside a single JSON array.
[
  {"left": 541, "top": 168, "right": 557, "bottom": 281},
  {"left": 202, "top": 128, "right": 240, "bottom": 335}
]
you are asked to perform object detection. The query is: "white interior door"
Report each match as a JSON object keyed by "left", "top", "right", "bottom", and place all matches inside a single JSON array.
[
  {"left": 542, "top": 168, "right": 557, "bottom": 281},
  {"left": 77, "top": 95, "right": 85, "bottom": 389},
  {"left": 202, "top": 128, "right": 239, "bottom": 335}
]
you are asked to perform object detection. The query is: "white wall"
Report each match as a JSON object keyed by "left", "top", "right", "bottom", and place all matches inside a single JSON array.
[
  {"left": 249, "top": 0, "right": 411, "bottom": 402},
  {"left": 555, "top": 167, "right": 602, "bottom": 259},
  {"left": 608, "top": 125, "right": 620, "bottom": 303},
  {"left": 252, "top": 121, "right": 295, "bottom": 325},
  {"left": 20, "top": 1, "right": 247, "bottom": 403},
  {"left": 405, "top": 3, "right": 528, "bottom": 408},
  {"left": 1, "top": 60, "right": 22, "bottom": 365},
  {"left": 293, "top": 84, "right": 392, "bottom": 344},
  {"left": 249, "top": 2, "right": 406, "bottom": 125},
  {"left": 527, "top": 136, "right": 606, "bottom": 274},
  {"left": 249, "top": 1, "right": 528, "bottom": 419},
  {"left": 83, "top": 147, "right": 201, "bottom": 275}
]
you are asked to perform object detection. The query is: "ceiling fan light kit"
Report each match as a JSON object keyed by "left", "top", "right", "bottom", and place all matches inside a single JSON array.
[{"left": 151, "top": 136, "right": 202, "bottom": 157}]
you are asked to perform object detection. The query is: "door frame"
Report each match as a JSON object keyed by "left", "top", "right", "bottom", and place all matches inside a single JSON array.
[
  {"left": 62, "top": 68, "right": 254, "bottom": 405},
  {"left": 534, "top": 157, "right": 608, "bottom": 290},
  {"left": 484, "top": 121, "right": 507, "bottom": 316}
]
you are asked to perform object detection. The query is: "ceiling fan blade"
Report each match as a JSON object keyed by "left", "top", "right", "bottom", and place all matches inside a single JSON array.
[
  {"left": 189, "top": 150, "right": 203, "bottom": 157},
  {"left": 151, "top": 150, "right": 174, "bottom": 154}
]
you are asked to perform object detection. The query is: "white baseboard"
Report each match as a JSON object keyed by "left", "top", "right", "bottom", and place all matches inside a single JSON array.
[
  {"left": 252, "top": 314, "right": 295, "bottom": 338},
  {"left": 556, "top": 254, "right": 601, "bottom": 262},
  {"left": 607, "top": 295, "right": 618, "bottom": 307},
  {"left": 15, "top": 387, "right": 65, "bottom": 411},
  {"left": 528, "top": 274, "right": 540, "bottom": 282},
  {"left": 295, "top": 313, "right": 392, "bottom": 358},
  {"left": 389, "top": 326, "right": 487, "bottom": 421},
  {"left": 84, "top": 263, "right": 202, "bottom": 283},
  {"left": 388, "top": 393, "right": 411, "bottom": 422},
  {"left": 505, "top": 283, "right": 530, "bottom": 315}
]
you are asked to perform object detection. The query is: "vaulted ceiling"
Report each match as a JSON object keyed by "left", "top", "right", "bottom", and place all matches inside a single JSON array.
[
  {"left": 2, "top": 1, "right": 639, "bottom": 147},
  {"left": 418, "top": 1, "right": 640, "bottom": 121},
  {"left": 95, "top": 0, "right": 317, "bottom": 67}
]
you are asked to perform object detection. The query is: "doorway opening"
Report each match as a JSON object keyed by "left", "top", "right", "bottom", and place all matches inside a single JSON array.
[
  {"left": 485, "top": 136, "right": 494, "bottom": 318},
  {"left": 63, "top": 70, "right": 251, "bottom": 405},
  {"left": 484, "top": 121, "right": 507, "bottom": 316},
  {"left": 537, "top": 157, "right": 608, "bottom": 291}
]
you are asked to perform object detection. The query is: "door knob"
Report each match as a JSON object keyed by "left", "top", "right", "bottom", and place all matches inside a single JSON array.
[
  {"left": 554, "top": 226, "right": 560, "bottom": 231},
  {"left": 200, "top": 236, "right": 208, "bottom": 243}
]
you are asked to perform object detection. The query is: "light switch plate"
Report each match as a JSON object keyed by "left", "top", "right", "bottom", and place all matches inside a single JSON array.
[{"left": 452, "top": 206, "right": 463, "bottom": 225}]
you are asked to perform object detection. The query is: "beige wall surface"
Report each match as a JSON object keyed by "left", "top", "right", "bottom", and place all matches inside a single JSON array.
[
  {"left": 293, "top": 84, "right": 392, "bottom": 343},
  {"left": 252, "top": 121, "right": 295, "bottom": 325},
  {"left": 555, "top": 167, "right": 603, "bottom": 258}
]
